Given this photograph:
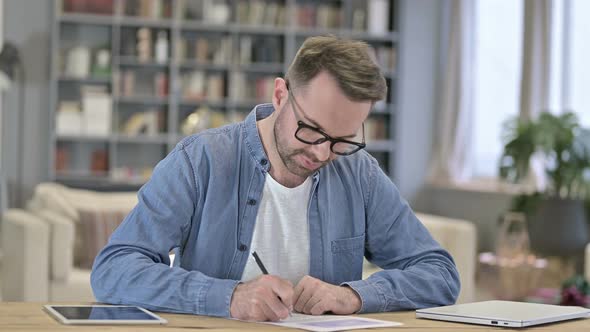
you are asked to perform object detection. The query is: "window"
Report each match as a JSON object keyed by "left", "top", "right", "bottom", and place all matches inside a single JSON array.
[
  {"left": 471, "top": 0, "right": 588, "bottom": 179},
  {"left": 472, "top": 0, "right": 523, "bottom": 178},
  {"left": 569, "top": 0, "right": 590, "bottom": 127}
]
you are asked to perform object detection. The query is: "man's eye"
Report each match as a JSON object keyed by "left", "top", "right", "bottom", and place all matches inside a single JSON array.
[{"left": 313, "top": 138, "right": 327, "bottom": 144}]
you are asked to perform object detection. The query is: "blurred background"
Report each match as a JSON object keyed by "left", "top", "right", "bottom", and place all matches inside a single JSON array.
[{"left": 0, "top": 0, "right": 589, "bottom": 308}]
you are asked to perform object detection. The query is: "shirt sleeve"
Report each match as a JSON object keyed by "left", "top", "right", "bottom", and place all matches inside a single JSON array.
[
  {"left": 342, "top": 158, "right": 460, "bottom": 313},
  {"left": 90, "top": 143, "right": 239, "bottom": 317}
]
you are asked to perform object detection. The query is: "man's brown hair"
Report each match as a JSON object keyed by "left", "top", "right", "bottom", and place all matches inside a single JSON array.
[{"left": 285, "top": 35, "right": 387, "bottom": 102}]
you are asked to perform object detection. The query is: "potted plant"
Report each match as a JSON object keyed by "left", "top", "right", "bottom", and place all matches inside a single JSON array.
[{"left": 499, "top": 112, "right": 590, "bottom": 258}]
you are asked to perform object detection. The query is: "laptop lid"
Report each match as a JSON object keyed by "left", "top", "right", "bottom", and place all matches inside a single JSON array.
[{"left": 416, "top": 300, "right": 590, "bottom": 328}]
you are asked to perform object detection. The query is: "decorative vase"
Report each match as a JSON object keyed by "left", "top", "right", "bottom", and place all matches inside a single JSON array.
[
  {"left": 528, "top": 197, "right": 589, "bottom": 257},
  {"left": 496, "top": 212, "right": 530, "bottom": 258}
]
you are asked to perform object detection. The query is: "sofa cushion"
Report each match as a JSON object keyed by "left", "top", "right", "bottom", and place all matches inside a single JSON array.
[
  {"left": 27, "top": 183, "right": 78, "bottom": 221},
  {"left": 75, "top": 209, "right": 129, "bottom": 269},
  {"left": 25, "top": 183, "right": 138, "bottom": 269},
  {"left": 27, "top": 182, "right": 138, "bottom": 223}
]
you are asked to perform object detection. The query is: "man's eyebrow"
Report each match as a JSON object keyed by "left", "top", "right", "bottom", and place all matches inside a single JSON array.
[
  {"left": 302, "top": 114, "right": 324, "bottom": 130},
  {"left": 339, "top": 132, "right": 358, "bottom": 139},
  {"left": 302, "top": 115, "right": 359, "bottom": 139}
]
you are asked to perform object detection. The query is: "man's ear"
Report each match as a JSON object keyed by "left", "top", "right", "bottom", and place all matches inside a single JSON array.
[{"left": 271, "top": 78, "right": 288, "bottom": 112}]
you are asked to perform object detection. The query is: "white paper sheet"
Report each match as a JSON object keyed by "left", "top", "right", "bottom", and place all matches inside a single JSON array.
[{"left": 263, "top": 313, "right": 402, "bottom": 332}]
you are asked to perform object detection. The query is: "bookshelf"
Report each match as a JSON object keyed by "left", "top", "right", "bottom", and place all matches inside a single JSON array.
[{"left": 50, "top": 0, "right": 399, "bottom": 190}]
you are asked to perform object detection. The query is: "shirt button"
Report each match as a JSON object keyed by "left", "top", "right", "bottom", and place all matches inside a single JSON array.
[
  {"left": 238, "top": 244, "right": 248, "bottom": 251},
  {"left": 248, "top": 199, "right": 257, "bottom": 205},
  {"left": 260, "top": 159, "right": 268, "bottom": 165}
]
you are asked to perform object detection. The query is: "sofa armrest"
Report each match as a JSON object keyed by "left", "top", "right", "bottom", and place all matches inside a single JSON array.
[
  {"left": 1, "top": 209, "right": 49, "bottom": 301},
  {"left": 39, "top": 210, "right": 75, "bottom": 282},
  {"left": 362, "top": 212, "right": 477, "bottom": 304},
  {"left": 415, "top": 213, "right": 477, "bottom": 304}
]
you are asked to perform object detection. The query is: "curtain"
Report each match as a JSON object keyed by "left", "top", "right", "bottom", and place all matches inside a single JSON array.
[
  {"left": 429, "top": 0, "right": 476, "bottom": 182},
  {"left": 519, "top": 0, "right": 569, "bottom": 191},
  {"left": 519, "top": 0, "right": 554, "bottom": 121}
]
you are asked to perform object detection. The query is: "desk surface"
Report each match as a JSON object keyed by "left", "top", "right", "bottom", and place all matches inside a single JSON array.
[{"left": 1, "top": 302, "right": 589, "bottom": 331}]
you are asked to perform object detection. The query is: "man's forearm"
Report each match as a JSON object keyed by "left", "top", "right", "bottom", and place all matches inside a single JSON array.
[
  {"left": 91, "top": 245, "right": 240, "bottom": 317},
  {"left": 343, "top": 252, "right": 460, "bottom": 313}
]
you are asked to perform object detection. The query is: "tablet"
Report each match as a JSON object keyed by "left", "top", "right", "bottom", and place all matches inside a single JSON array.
[{"left": 43, "top": 305, "right": 168, "bottom": 325}]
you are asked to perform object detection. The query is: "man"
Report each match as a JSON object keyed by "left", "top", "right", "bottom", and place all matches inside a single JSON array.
[{"left": 91, "top": 36, "right": 460, "bottom": 322}]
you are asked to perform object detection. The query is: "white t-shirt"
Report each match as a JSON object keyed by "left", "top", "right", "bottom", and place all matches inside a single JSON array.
[{"left": 241, "top": 173, "right": 312, "bottom": 285}]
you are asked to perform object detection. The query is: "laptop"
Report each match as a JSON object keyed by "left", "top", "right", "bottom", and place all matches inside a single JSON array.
[{"left": 416, "top": 300, "right": 590, "bottom": 328}]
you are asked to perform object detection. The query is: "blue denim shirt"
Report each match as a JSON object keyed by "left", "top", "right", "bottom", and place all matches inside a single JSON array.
[{"left": 91, "top": 104, "right": 460, "bottom": 317}]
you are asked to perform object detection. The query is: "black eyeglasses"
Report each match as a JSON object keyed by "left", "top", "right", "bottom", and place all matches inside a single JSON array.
[{"left": 287, "top": 87, "right": 366, "bottom": 156}]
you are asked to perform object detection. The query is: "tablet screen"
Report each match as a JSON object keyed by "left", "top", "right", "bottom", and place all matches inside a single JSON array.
[
  {"left": 50, "top": 306, "right": 160, "bottom": 321},
  {"left": 44, "top": 305, "right": 167, "bottom": 325}
]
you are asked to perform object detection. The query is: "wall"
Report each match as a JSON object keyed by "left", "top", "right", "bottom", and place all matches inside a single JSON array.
[
  {"left": 395, "top": 0, "right": 442, "bottom": 209},
  {"left": 2, "top": 0, "right": 52, "bottom": 207},
  {"left": 395, "top": 0, "right": 515, "bottom": 252},
  {"left": 421, "top": 186, "right": 514, "bottom": 251}
]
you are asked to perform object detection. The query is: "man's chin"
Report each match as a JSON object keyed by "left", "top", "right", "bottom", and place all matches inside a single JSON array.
[{"left": 293, "top": 162, "right": 326, "bottom": 177}]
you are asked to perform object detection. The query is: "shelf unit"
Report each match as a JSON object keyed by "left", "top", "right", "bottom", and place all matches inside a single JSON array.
[{"left": 50, "top": 0, "right": 399, "bottom": 190}]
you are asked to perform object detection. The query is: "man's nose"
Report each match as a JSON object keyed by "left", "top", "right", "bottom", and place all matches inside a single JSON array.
[{"left": 309, "top": 141, "right": 332, "bottom": 162}]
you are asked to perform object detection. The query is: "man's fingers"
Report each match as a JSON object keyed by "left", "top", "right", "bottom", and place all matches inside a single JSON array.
[
  {"left": 231, "top": 275, "right": 297, "bottom": 321},
  {"left": 258, "top": 300, "right": 281, "bottom": 322},
  {"left": 264, "top": 292, "right": 291, "bottom": 320},
  {"left": 293, "top": 282, "right": 313, "bottom": 312},
  {"left": 292, "top": 282, "right": 305, "bottom": 307},
  {"left": 270, "top": 278, "right": 294, "bottom": 308},
  {"left": 310, "top": 300, "right": 329, "bottom": 316},
  {"left": 302, "top": 292, "right": 323, "bottom": 314}
]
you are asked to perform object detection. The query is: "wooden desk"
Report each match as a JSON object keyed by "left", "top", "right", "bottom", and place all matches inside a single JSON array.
[{"left": 1, "top": 302, "right": 589, "bottom": 331}]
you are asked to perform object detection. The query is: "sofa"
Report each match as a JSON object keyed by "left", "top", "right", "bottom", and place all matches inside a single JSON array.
[{"left": 1, "top": 182, "right": 477, "bottom": 304}]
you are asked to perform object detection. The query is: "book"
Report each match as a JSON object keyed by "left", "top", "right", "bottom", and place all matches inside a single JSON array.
[
  {"left": 368, "top": 0, "right": 390, "bottom": 34},
  {"left": 236, "top": 0, "right": 249, "bottom": 24},
  {"left": 263, "top": 3, "right": 278, "bottom": 26},
  {"left": 207, "top": 74, "right": 225, "bottom": 101},
  {"left": 90, "top": 149, "right": 109, "bottom": 174},
  {"left": 195, "top": 37, "right": 209, "bottom": 63},
  {"left": 239, "top": 37, "right": 252, "bottom": 64},
  {"left": 352, "top": 7, "right": 366, "bottom": 31},
  {"left": 248, "top": 0, "right": 265, "bottom": 25},
  {"left": 184, "top": 70, "right": 206, "bottom": 101},
  {"left": 176, "top": 37, "right": 188, "bottom": 62},
  {"left": 121, "top": 70, "right": 136, "bottom": 97},
  {"left": 56, "top": 101, "right": 83, "bottom": 136},
  {"left": 230, "top": 72, "right": 246, "bottom": 101},
  {"left": 276, "top": 5, "right": 286, "bottom": 27},
  {"left": 213, "top": 36, "right": 232, "bottom": 65},
  {"left": 55, "top": 147, "right": 69, "bottom": 172},
  {"left": 154, "top": 72, "right": 168, "bottom": 97},
  {"left": 82, "top": 86, "right": 112, "bottom": 136}
]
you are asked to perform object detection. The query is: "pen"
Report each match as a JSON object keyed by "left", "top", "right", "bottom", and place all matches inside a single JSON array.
[
  {"left": 252, "top": 251, "right": 269, "bottom": 274},
  {"left": 251, "top": 251, "right": 292, "bottom": 317}
]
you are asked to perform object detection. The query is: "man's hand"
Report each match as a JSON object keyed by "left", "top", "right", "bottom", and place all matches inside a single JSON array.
[
  {"left": 293, "top": 275, "right": 362, "bottom": 315},
  {"left": 230, "top": 275, "right": 294, "bottom": 321}
]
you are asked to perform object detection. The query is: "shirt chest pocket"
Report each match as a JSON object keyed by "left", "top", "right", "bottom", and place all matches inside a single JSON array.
[{"left": 330, "top": 234, "right": 365, "bottom": 283}]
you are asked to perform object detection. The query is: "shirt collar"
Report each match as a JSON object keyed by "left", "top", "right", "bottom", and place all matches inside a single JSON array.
[{"left": 243, "top": 103, "right": 274, "bottom": 172}]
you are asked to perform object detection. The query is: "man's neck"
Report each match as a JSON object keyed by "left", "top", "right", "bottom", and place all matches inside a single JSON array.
[{"left": 257, "top": 115, "right": 306, "bottom": 188}]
